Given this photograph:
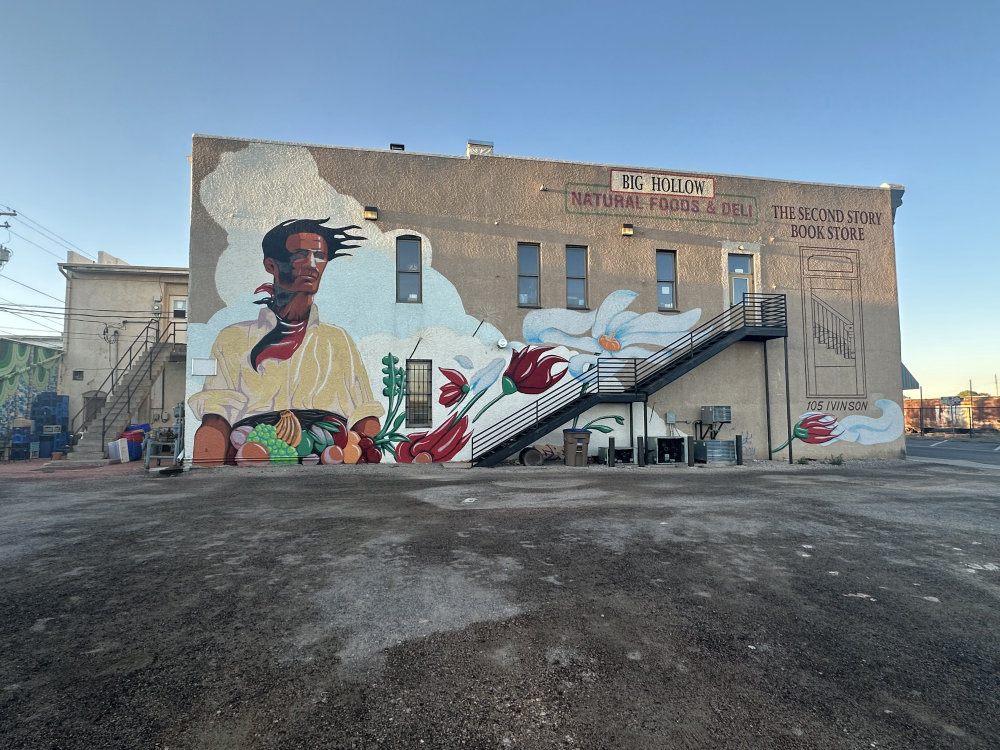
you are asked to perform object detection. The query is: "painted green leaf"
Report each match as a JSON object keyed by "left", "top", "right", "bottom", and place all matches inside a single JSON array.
[{"left": 588, "top": 425, "right": 614, "bottom": 433}]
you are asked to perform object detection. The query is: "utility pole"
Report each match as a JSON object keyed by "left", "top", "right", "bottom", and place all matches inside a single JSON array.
[
  {"left": 0, "top": 211, "right": 15, "bottom": 271},
  {"left": 969, "top": 379, "right": 974, "bottom": 439}
]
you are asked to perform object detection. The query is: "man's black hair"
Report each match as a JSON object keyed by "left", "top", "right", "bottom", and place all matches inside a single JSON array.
[{"left": 261, "top": 218, "right": 365, "bottom": 261}]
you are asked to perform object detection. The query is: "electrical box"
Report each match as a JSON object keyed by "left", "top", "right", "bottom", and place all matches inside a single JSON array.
[
  {"left": 656, "top": 437, "right": 685, "bottom": 463},
  {"left": 597, "top": 447, "right": 635, "bottom": 464}
]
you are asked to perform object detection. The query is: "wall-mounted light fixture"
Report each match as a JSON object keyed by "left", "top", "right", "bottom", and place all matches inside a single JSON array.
[
  {"left": 389, "top": 143, "right": 405, "bottom": 151},
  {"left": 363, "top": 206, "right": 379, "bottom": 221},
  {"left": 620, "top": 223, "right": 634, "bottom": 237}
]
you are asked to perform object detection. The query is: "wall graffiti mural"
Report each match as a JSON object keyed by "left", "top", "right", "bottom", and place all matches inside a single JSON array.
[
  {"left": 522, "top": 289, "right": 701, "bottom": 431},
  {"left": 187, "top": 144, "right": 677, "bottom": 467},
  {"left": 395, "top": 346, "right": 568, "bottom": 463},
  {"left": 189, "top": 219, "right": 384, "bottom": 466},
  {"left": 771, "top": 399, "right": 903, "bottom": 453},
  {"left": 0, "top": 339, "right": 61, "bottom": 446},
  {"left": 188, "top": 142, "right": 900, "bottom": 466}
]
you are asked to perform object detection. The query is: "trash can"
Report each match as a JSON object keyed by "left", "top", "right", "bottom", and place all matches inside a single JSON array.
[
  {"left": 120, "top": 429, "right": 146, "bottom": 461},
  {"left": 563, "top": 429, "right": 591, "bottom": 467}
]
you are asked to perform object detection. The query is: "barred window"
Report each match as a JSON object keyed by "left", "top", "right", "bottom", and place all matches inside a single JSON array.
[{"left": 405, "top": 359, "right": 432, "bottom": 427}]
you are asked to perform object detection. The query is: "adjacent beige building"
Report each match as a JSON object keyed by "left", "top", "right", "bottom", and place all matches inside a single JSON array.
[
  {"left": 185, "top": 136, "right": 905, "bottom": 467},
  {"left": 59, "top": 251, "right": 188, "bottom": 437}
]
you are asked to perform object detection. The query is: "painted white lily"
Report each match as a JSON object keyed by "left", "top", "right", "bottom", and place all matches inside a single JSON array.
[{"left": 522, "top": 290, "right": 702, "bottom": 378}]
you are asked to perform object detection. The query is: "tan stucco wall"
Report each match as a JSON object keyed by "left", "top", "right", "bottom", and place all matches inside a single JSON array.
[
  {"left": 59, "top": 253, "right": 188, "bottom": 429},
  {"left": 187, "top": 136, "right": 904, "bottom": 463}
]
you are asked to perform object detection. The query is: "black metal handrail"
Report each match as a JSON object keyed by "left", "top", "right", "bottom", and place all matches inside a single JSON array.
[
  {"left": 70, "top": 319, "right": 159, "bottom": 433},
  {"left": 471, "top": 294, "right": 785, "bottom": 462},
  {"left": 97, "top": 321, "right": 186, "bottom": 446},
  {"left": 71, "top": 319, "right": 186, "bottom": 444}
]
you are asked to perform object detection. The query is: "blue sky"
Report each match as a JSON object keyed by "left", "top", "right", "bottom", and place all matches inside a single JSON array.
[{"left": 2, "top": 0, "right": 997, "bottom": 397}]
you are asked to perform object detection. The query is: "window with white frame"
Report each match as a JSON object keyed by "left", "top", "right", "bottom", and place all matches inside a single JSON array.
[
  {"left": 565, "top": 245, "right": 588, "bottom": 309},
  {"left": 656, "top": 250, "right": 676, "bottom": 310},
  {"left": 517, "top": 242, "right": 540, "bottom": 307},
  {"left": 396, "top": 236, "right": 422, "bottom": 303}
]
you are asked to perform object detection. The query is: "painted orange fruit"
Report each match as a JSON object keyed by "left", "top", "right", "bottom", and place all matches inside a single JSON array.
[
  {"left": 342, "top": 444, "right": 362, "bottom": 464},
  {"left": 321, "top": 445, "right": 344, "bottom": 464}
]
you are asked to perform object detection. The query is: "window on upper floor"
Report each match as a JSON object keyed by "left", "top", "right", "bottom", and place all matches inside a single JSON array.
[
  {"left": 396, "top": 236, "right": 422, "bottom": 303},
  {"left": 517, "top": 243, "right": 540, "bottom": 307},
  {"left": 656, "top": 250, "right": 676, "bottom": 310},
  {"left": 565, "top": 245, "right": 588, "bottom": 309}
]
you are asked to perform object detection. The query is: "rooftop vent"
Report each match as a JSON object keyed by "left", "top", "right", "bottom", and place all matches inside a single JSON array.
[{"left": 467, "top": 139, "right": 494, "bottom": 156}]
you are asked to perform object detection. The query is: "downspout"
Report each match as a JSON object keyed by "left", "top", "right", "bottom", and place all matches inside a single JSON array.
[{"left": 763, "top": 340, "right": 772, "bottom": 458}]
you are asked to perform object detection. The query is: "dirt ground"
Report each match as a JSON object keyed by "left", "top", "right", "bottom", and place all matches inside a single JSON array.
[{"left": 1, "top": 458, "right": 998, "bottom": 749}]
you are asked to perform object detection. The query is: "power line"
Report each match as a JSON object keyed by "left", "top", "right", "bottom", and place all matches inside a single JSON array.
[
  {"left": 0, "top": 274, "right": 64, "bottom": 302},
  {"left": 0, "top": 205, "right": 98, "bottom": 261},
  {"left": 0, "top": 301, "right": 166, "bottom": 315},
  {"left": 0, "top": 305, "right": 63, "bottom": 333},
  {"left": 8, "top": 229, "right": 64, "bottom": 260}
]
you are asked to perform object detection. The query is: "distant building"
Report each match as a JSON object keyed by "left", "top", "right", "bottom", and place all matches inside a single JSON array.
[
  {"left": 904, "top": 396, "right": 1000, "bottom": 434},
  {"left": 184, "top": 136, "right": 907, "bottom": 467}
]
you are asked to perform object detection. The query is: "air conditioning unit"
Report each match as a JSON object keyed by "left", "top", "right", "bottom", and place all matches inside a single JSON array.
[
  {"left": 700, "top": 405, "right": 732, "bottom": 423},
  {"left": 693, "top": 439, "right": 737, "bottom": 464}
]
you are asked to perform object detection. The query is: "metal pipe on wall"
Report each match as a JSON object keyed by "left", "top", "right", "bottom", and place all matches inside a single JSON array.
[{"left": 784, "top": 337, "right": 793, "bottom": 465}]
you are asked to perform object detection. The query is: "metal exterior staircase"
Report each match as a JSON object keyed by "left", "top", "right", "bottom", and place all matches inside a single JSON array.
[
  {"left": 471, "top": 294, "right": 787, "bottom": 467},
  {"left": 70, "top": 320, "right": 186, "bottom": 459}
]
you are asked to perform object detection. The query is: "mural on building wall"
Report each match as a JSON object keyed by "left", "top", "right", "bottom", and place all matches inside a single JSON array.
[
  {"left": 522, "top": 289, "right": 702, "bottom": 430},
  {"left": 188, "top": 219, "right": 385, "bottom": 465},
  {"left": 188, "top": 143, "right": 678, "bottom": 466},
  {"left": 188, "top": 142, "right": 899, "bottom": 466},
  {"left": 771, "top": 399, "right": 903, "bottom": 453},
  {"left": 1, "top": 339, "right": 61, "bottom": 446}
]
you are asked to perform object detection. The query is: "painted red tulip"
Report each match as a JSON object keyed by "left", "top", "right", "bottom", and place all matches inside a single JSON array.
[
  {"left": 797, "top": 413, "right": 843, "bottom": 444},
  {"left": 395, "top": 415, "right": 472, "bottom": 463},
  {"left": 439, "top": 368, "right": 470, "bottom": 407},
  {"left": 501, "top": 346, "right": 568, "bottom": 395},
  {"left": 772, "top": 411, "right": 844, "bottom": 453}
]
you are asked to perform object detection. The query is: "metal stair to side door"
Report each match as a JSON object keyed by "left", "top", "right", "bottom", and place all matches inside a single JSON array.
[
  {"left": 471, "top": 294, "right": 787, "bottom": 467},
  {"left": 70, "top": 321, "right": 186, "bottom": 459}
]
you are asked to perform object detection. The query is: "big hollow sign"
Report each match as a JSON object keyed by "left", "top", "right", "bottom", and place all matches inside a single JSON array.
[{"left": 610, "top": 169, "right": 715, "bottom": 199}]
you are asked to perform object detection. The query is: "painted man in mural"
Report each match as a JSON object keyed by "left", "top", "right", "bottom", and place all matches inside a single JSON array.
[{"left": 189, "top": 218, "right": 383, "bottom": 465}]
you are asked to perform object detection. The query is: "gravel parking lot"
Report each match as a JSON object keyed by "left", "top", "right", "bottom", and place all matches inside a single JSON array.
[{"left": 1, "top": 458, "right": 998, "bottom": 749}]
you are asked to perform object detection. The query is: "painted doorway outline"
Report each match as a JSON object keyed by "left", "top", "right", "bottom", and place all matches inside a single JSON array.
[{"left": 800, "top": 247, "right": 866, "bottom": 398}]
